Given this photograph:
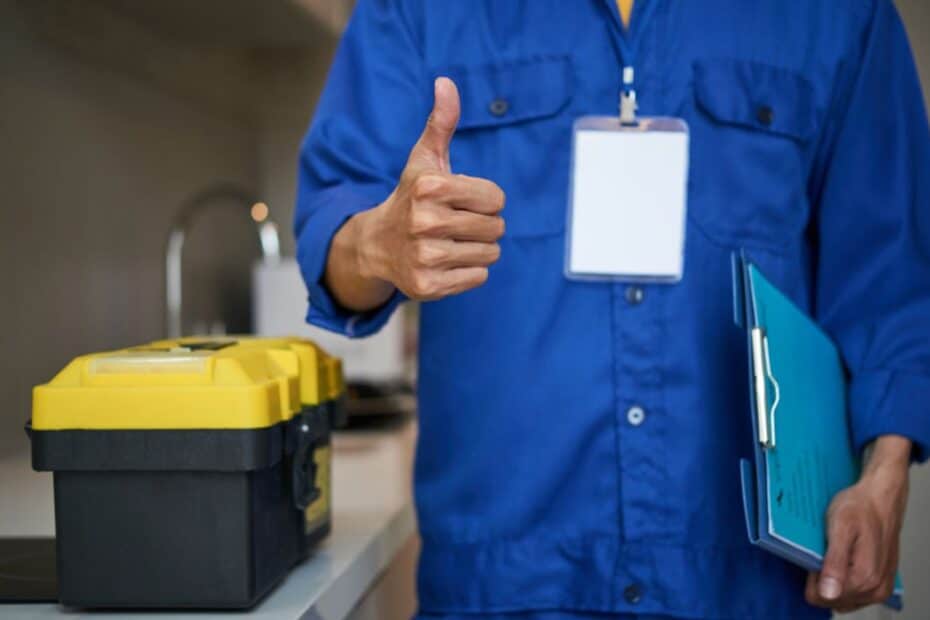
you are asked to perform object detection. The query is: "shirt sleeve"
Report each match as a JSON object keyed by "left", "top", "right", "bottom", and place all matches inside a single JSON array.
[
  {"left": 293, "top": 0, "right": 428, "bottom": 338},
  {"left": 811, "top": 0, "right": 930, "bottom": 462}
]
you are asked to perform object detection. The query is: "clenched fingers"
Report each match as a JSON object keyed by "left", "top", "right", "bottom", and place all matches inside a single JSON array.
[
  {"left": 806, "top": 497, "right": 894, "bottom": 611},
  {"left": 807, "top": 507, "right": 855, "bottom": 608},
  {"left": 411, "top": 239, "right": 501, "bottom": 269},
  {"left": 410, "top": 204, "right": 505, "bottom": 242},
  {"left": 844, "top": 518, "right": 885, "bottom": 605},
  {"left": 412, "top": 173, "right": 505, "bottom": 215},
  {"left": 406, "top": 266, "right": 489, "bottom": 301}
]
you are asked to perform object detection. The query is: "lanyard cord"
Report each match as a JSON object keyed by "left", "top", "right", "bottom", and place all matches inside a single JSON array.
[{"left": 615, "top": 0, "right": 659, "bottom": 123}]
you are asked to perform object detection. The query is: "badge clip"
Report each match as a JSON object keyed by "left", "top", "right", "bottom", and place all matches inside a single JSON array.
[{"left": 619, "top": 66, "right": 638, "bottom": 126}]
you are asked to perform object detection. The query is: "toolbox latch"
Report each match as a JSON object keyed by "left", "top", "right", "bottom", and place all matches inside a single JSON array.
[{"left": 291, "top": 416, "right": 322, "bottom": 510}]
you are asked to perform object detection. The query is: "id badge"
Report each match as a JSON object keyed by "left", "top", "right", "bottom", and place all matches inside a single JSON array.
[{"left": 565, "top": 116, "right": 690, "bottom": 282}]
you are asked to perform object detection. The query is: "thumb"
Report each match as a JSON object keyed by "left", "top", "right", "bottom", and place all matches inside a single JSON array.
[
  {"left": 412, "top": 77, "right": 460, "bottom": 172},
  {"left": 819, "top": 513, "right": 856, "bottom": 601}
]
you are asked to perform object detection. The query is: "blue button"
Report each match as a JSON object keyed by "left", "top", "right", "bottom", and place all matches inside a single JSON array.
[
  {"left": 623, "top": 583, "right": 643, "bottom": 604},
  {"left": 625, "top": 286, "right": 644, "bottom": 305},
  {"left": 489, "top": 98, "right": 509, "bottom": 116}
]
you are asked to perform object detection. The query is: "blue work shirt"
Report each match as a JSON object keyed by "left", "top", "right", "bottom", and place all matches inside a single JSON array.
[{"left": 295, "top": 1, "right": 930, "bottom": 618}]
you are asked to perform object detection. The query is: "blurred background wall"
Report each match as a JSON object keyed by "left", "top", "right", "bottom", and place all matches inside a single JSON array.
[{"left": 0, "top": 1, "right": 928, "bottom": 617}]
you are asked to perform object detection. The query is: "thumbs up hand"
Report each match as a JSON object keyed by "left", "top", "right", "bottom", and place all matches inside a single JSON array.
[{"left": 353, "top": 77, "right": 506, "bottom": 302}]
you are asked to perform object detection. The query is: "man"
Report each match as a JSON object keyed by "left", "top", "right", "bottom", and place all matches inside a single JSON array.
[{"left": 295, "top": 1, "right": 930, "bottom": 617}]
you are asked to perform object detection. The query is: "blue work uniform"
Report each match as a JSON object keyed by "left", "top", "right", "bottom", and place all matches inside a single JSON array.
[{"left": 294, "top": 1, "right": 930, "bottom": 618}]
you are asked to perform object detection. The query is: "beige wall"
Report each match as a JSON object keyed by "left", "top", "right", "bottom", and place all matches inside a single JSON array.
[
  {"left": 899, "top": 0, "right": 930, "bottom": 108},
  {"left": 0, "top": 0, "right": 337, "bottom": 533},
  {"left": 256, "top": 45, "right": 338, "bottom": 258}
]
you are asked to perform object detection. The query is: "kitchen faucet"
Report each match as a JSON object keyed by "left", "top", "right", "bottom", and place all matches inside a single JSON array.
[{"left": 165, "top": 184, "right": 281, "bottom": 338}]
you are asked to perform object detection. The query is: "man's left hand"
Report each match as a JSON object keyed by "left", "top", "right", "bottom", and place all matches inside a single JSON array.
[{"left": 805, "top": 435, "right": 911, "bottom": 613}]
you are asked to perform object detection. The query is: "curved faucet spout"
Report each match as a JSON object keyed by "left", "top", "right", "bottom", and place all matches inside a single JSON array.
[{"left": 165, "top": 184, "right": 281, "bottom": 338}]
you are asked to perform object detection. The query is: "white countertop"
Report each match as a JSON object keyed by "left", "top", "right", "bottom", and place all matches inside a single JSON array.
[{"left": 0, "top": 419, "right": 418, "bottom": 620}]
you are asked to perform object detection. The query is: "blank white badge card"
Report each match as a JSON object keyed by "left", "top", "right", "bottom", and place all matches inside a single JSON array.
[{"left": 566, "top": 117, "right": 690, "bottom": 281}]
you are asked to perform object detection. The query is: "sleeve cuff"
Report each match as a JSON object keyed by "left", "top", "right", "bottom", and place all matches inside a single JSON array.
[
  {"left": 849, "top": 369, "right": 930, "bottom": 463},
  {"left": 295, "top": 183, "right": 404, "bottom": 339}
]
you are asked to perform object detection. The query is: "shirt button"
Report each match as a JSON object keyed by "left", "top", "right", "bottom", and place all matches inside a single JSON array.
[
  {"left": 756, "top": 105, "right": 775, "bottom": 126},
  {"left": 627, "top": 405, "right": 645, "bottom": 426},
  {"left": 625, "top": 285, "right": 644, "bottom": 305},
  {"left": 623, "top": 583, "right": 643, "bottom": 604},
  {"left": 489, "top": 98, "right": 509, "bottom": 117}
]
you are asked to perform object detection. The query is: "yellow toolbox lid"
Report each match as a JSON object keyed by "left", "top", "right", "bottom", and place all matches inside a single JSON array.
[
  {"left": 32, "top": 343, "right": 300, "bottom": 431},
  {"left": 148, "top": 337, "right": 343, "bottom": 408}
]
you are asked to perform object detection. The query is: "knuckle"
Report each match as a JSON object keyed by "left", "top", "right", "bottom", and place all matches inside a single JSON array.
[
  {"left": 828, "top": 495, "right": 855, "bottom": 519},
  {"left": 831, "top": 500, "right": 855, "bottom": 519},
  {"left": 412, "top": 174, "right": 443, "bottom": 200},
  {"left": 414, "top": 241, "right": 444, "bottom": 266},
  {"left": 409, "top": 271, "right": 435, "bottom": 298},
  {"left": 862, "top": 572, "right": 882, "bottom": 592},
  {"left": 409, "top": 208, "right": 439, "bottom": 236},
  {"left": 850, "top": 568, "right": 880, "bottom": 593},
  {"left": 411, "top": 241, "right": 429, "bottom": 265},
  {"left": 488, "top": 243, "right": 502, "bottom": 263}
]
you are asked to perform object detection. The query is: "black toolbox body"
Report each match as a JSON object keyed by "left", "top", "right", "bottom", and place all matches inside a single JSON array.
[{"left": 28, "top": 341, "right": 334, "bottom": 609}]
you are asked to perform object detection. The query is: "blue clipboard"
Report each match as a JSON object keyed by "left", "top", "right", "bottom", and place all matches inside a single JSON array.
[{"left": 732, "top": 253, "right": 903, "bottom": 610}]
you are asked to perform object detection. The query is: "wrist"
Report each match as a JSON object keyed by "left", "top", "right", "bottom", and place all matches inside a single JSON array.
[
  {"left": 861, "top": 435, "right": 911, "bottom": 483},
  {"left": 352, "top": 205, "right": 387, "bottom": 283},
  {"left": 323, "top": 206, "right": 395, "bottom": 313}
]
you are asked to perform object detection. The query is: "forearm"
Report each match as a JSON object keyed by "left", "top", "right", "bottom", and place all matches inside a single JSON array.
[{"left": 324, "top": 208, "right": 396, "bottom": 313}]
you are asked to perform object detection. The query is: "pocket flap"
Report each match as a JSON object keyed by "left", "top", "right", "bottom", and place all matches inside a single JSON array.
[
  {"left": 440, "top": 56, "right": 573, "bottom": 130},
  {"left": 694, "top": 59, "right": 818, "bottom": 142}
]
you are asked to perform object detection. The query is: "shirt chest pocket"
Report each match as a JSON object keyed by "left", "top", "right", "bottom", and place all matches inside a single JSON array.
[
  {"left": 686, "top": 59, "right": 820, "bottom": 251},
  {"left": 441, "top": 56, "right": 574, "bottom": 238}
]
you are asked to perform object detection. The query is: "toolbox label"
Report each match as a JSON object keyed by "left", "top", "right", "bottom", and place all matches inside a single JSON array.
[{"left": 305, "top": 445, "right": 331, "bottom": 530}]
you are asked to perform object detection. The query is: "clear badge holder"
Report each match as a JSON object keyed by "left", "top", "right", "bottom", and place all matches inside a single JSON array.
[{"left": 565, "top": 80, "right": 690, "bottom": 283}]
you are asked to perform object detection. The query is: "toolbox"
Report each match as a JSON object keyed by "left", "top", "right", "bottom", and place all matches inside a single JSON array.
[{"left": 28, "top": 337, "right": 343, "bottom": 609}]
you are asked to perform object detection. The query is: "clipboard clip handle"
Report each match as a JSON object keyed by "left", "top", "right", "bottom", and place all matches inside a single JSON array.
[{"left": 751, "top": 327, "right": 781, "bottom": 449}]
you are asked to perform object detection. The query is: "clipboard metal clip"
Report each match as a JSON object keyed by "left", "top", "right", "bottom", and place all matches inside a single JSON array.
[{"left": 751, "top": 327, "right": 780, "bottom": 449}]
